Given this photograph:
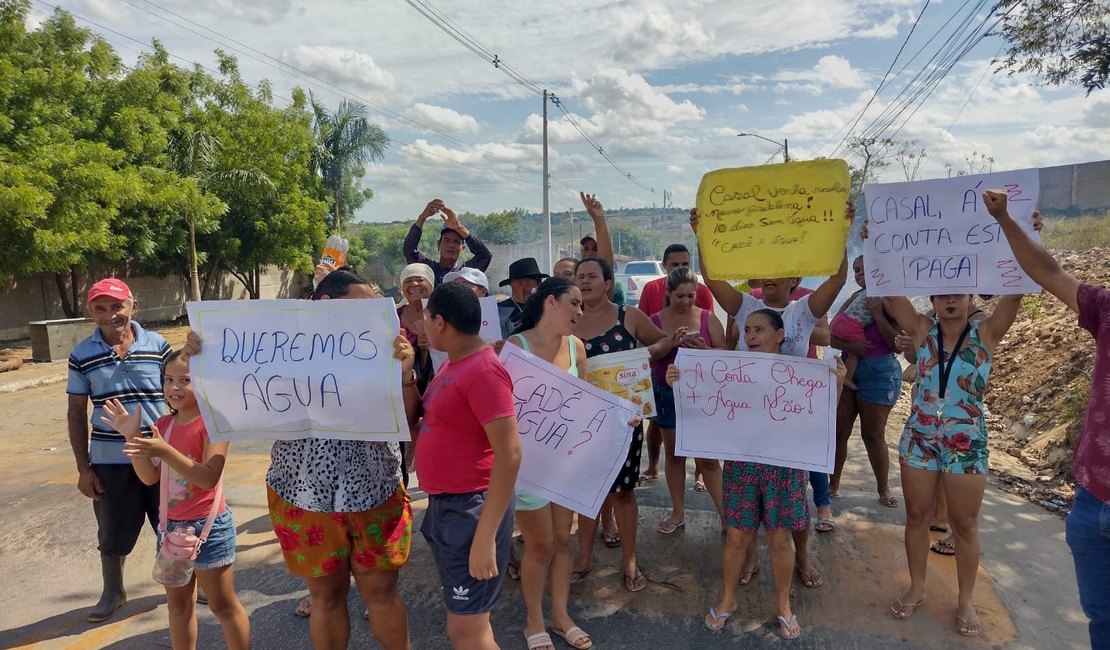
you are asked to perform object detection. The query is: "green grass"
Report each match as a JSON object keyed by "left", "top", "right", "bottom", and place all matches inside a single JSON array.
[
  {"left": 1041, "top": 213, "right": 1110, "bottom": 251},
  {"left": 1020, "top": 295, "right": 1044, "bottom": 320},
  {"left": 1062, "top": 373, "right": 1091, "bottom": 422}
]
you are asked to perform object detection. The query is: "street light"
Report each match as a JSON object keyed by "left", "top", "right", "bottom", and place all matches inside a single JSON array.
[{"left": 737, "top": 132, "right": 789, "bottom": 162}]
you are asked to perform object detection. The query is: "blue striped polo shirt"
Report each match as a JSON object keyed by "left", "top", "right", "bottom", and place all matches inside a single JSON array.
[{"left": 67, "top": 321, "right": 171, "bottom": 464}]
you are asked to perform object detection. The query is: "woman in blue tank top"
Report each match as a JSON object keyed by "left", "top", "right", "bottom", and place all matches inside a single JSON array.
[{"left": 507, "top": 277, "right": 593, "bottom": 650}]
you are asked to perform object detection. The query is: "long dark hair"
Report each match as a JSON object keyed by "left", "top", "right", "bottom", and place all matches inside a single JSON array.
[
  {"left": 575, "top": 256, "right": 613, "bottom": 282},
  {"left": 748, "top": 308, "right": 785, "bottom": 331},
  {"left": 311, "top": 270, "right": 374, "bottom": 301},
  {"left": 516, "top": 276, "right": 577, "bottom": 334}
]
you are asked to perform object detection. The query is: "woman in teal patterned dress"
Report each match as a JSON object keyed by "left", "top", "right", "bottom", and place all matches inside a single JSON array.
[{"left": 883, "top": 292, "right": 1021, "bottom": 637}]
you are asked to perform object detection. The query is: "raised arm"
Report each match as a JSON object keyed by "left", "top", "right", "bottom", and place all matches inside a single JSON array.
[
  {"left": 580, "top": 193, "right": 614, "bottom": 264},
  {"left": 983, "top": 190, "right": 1079, "bottom": 312},
  {"left": 979, "top": 294, "right": 1022, "bottom": 352},
  {"left": 882, "top": 297, "right": 932, "bottom": 349},
  {"left": 403, "top": 199, "right": 443, "bottom": 264},
  {"left": 690, "top": 208, "right": 745, "bottom": 316}
]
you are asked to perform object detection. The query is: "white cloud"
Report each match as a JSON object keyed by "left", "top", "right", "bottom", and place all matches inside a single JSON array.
[
  {"left": 610, "top": 6, "right": 713, "bottom": 68},
  {"left": 70, "top": 0, "right": 132, "bottom": 23},
  {"left": 171, "top": 0, "right": 294, "bottom": 25},
  {"left": 772, "top": 55, "right": 868, "bottom": 93},
  {"left": 279, "top": 45, "right": 396, "bottom": 92},
  {"left": 406, "top": 103, "right": 480, "bottom": 134}
]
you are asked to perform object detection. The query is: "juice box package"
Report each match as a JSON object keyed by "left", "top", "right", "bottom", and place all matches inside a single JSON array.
[{"left": 586, "top": 348, "right": 656, "bottom": 419}]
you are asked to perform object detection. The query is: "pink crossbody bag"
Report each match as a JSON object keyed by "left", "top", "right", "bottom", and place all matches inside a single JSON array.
[{"left": 157, "top": 420, "right": 224, "bottom": 561}]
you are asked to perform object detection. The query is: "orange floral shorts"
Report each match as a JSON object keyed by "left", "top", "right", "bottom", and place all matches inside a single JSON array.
[{"left": 266, "top": 484, "right": 412, "bottom": 578}]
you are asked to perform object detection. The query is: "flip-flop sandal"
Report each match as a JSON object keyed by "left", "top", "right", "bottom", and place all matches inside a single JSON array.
[
  {"left": 294, "top": 595, "right": 312, "bottom": 618},
  {"left": 796, "top": 567, "right": 824, "bottom": 588},
  {"left": 602, "top": 531, "right": 622, "bottom": 548},
  {"left": 704, "top": 606, "right": 735, "bottom": 632},
  {"left": 957, "top": 614, "right": 982, "bottom": 637},
  {"left": 739, "top": 566, "right": 760, "bottom": 585},
  {"left": 525, "top": 631, "right": 556, "bottom": 650},
  {"left": 550, "top": 625, "right": 593, "bottom": 649},
  {"left": 637, "top": 473, "right": 659, "bottom": 486},
  {"left": 879, "top": 494, "right": 899, "bottom": 508},
  {"left": 508, "top": 554, "right": 521, "bottom": 580},
  {"left": 623, "top": 566, "right": 647, "bottom": 592},
  {"left": 930, "top": 539, "right": 956, "bottom": 556},
  {"left": 890, "top": 597, "right": 927, "bottom": 619},
  {"left": 776, "top": 614, "right": 801, "bottom": 640},
  {"left": 929, "top": 525, "right": 949, "bottom": 533},
  {"left": 657, "top": 518, "right": 685, "bottom": 534},
  {"left": 694, "top": 480, "right": 708, "bottom": 492},
  {"left": 814, "top": 518, "right": 836, "bottom": 533},
  {"left": 570, "top": 567, "right": 592, "bottom": 585}
]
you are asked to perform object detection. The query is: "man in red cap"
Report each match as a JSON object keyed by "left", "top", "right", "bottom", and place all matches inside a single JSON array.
[{"left": 67, "top": 278, "right": 171, "bottom": 622}]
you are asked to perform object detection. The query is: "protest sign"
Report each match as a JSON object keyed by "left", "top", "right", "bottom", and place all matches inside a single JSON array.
[
  {"left": 500, "top": 344, "right": 636, "bottom": 517},
  {"left": 695, "top": 159, "right": 851, "bottom": 280},
  {"left": 585, "top": 348, "right": 657, "bottom": 419},
  {"left": 673, "top": 348, "right": 837, "bottom": 473},
  {"left": 186, "top": 299, "right": 407, "bottom": 442},
  {"left": 862, "top": 168, "right": 1042, "bottom": 296},
  {"left": 427, "top": 296, "right": 501, "bottom": 370}
]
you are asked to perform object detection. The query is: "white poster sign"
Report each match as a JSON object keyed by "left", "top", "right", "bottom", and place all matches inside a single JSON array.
[
  {"left": 863, "top": 168, "right": 1042, "bottom": 296},
  {"left": 500, "top": 344, "right": 636, "bottom": 517},
  {"left": 427, "top": 296, "right": 502, "bottom": 370},
  {"left": 674, "top": 349, "right": 837, "bottom": 473},
  {"left": 186, "top": 299, "right": 407, "bottom": 442}
]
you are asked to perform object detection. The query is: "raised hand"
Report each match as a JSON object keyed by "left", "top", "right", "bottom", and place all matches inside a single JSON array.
[
  {"left": 419, "top": 199, "right": 445, "bottom": 222},
  {"left": 100, "top": 398, "right": 143, "bottom": 440},
  {"left": 982, "top": 189, "right": 1008, "bottom": 219},
  {"left": 182, "top": 330, "right": 202, "bottom": 360},
  {"left": 392, "top": 334, "right": 415, "bottom": 377},
  {"left": 689, "top": 207, "right": 700, "bottom": 233},
  {"left": 579, "top": 192, "right": 604, "bottom": 220},
  {"left": 123, "top": 424, "right": 170, "bottom": 460}
]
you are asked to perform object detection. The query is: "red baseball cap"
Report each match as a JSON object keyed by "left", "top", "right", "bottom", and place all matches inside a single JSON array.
[{"left": 87, "top": 279, "right": 133, "bottom": 303}]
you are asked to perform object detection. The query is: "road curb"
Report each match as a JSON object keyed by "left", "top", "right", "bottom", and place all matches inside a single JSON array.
[{"left": 0, "top": 373, "right": 67, "bottom": 394}]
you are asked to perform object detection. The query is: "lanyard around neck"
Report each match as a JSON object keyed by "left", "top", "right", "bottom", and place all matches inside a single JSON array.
[{"left": 937, "top": 323, "right": 972, "bottom": 400}]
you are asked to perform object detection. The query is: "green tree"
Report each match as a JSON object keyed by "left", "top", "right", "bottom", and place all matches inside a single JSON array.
[
  {"left": 993, "top": 0, "right": 1110, "bottom": 94},
  {"left": 310, "top": 97, "right": 389, "bottom": 232}
]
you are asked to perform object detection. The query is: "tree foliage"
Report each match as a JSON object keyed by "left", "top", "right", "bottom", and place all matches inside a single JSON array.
[
  {"left": 0, "top": 1, "right": 381, "bottom": 307},
  {"left": 994, "top": 0, "right": 1110, "bottom": 95}
]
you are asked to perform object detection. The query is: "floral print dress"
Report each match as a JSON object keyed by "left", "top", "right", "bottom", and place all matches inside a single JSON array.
[{"left": 900, "top": 320, "right": 992, "bottom": 474}]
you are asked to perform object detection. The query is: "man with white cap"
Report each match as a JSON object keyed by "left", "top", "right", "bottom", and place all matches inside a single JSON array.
[
  {"left": 67, "top": 278, "right": 171, "bottom": 622},
  {"left": 446, "top": 268, "right": 515, "bottom": 346}
]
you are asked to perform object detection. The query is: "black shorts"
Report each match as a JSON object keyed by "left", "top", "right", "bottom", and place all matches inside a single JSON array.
[
  {"left": 92, "top": 464, "right": 159, "bottom": 557},
  {"left": 420, "top": 491, "right": 513, "bottom": 616}
]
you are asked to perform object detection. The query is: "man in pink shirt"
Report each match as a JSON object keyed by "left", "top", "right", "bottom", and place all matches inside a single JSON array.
[
  {"left": 417, "top": 282, "right": 522, "bottom": 649},
  {"left": 983, "top": 190, "right": 1109, "bottom": 648},
  {"left": 636, "top": 244, "right": 715, "bottom": 318}
]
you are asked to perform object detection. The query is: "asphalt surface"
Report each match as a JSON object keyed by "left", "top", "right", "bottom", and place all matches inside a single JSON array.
[{"left": 0, "top": 375, "right": 1090, "bottom": 650}]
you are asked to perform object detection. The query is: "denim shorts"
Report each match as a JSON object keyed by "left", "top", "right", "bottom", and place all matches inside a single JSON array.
[
  {"left": 157, "top": 508, "right": 237, "bottom": 571},
  {"left": 653, "top": 381, "right": 677, "bottom": 429},
  {"left": 850, "top": 354, "right": 903, "bottom": 406}
]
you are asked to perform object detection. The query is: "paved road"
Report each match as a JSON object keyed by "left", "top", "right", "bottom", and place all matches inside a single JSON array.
[{"left": 0, "top": 378, "right": 1089, "bottom": 649}]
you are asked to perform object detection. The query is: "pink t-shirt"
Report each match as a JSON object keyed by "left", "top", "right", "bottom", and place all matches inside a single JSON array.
[
  {"left": 154, "top": 414, "right": 226, "bottom": 521},
  {"left": 638, "top": 277, "right": 715, "bottom": 318},
  {"left": 415, "top": 347, "right": 516, "bottom": 495},
  {"left": 1074, "top": 283, "right": 1110, "bottom": 503}
]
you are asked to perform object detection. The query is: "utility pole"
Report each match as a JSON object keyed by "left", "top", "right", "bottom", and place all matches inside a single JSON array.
[{"left": 542, "top": 90, "right": 552, "bottom": 272}]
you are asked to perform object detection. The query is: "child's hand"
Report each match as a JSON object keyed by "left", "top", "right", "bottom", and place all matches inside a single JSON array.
[
  {"left": 627, "top": 413, "right": 642, "bottom": 428},
  {"left": 860, "top": 220, "right": 869, "bottom": 240},
  {"left": 665, "top": 363, "right": 680, "bottom": 387},
  {"left": 1032, "top": 210, "right": 1043, "bottom": 232},
  {"left": 833, "top": 355, "right": 847, "bottom": 383},
  {"left": 468, "top": 536, "right": 498, "bottom": 581},
  {"left": 182, "top": 330, "right": 203, "bottom": 360},
  {"left": 100, "top": 398, "right": 143, "bottom": 440},
  {"left": 123, "top": 424, "right": 170, "bottom": 460},
  {"left": 493, "top": 339, "right": 507, "bottom": 356},
  {"left": 894, "top": 329, "right": 913, "bottom": 352}
]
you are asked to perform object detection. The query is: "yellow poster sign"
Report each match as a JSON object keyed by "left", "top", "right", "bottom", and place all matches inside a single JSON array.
[{"left": 695, "top": 159, "right": 851, "bottom": 280}]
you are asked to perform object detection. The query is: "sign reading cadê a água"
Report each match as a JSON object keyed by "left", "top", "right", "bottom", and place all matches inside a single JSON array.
[
  {"left": 500, "top": 344, "right": 635, "bottom": 517},
  {"left": 695, "top": 159, "right": 851, "bottom": 280},
  {"left": 862, "top": 168, "right": 1042, "bottom": 296},
  {"left": 186, "top": 299, "right": 408, "bottom": 442}
]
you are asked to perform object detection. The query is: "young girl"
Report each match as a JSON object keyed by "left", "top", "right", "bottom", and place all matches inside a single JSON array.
[
  {"left": 101, "top": 351, "right": 250, "bottom": 650},
  {"left": 667, "top": 309, "right": 845, "bottom": 640},
  {"left": 508, "top": 277, "right": 593, "bottom": 650}
]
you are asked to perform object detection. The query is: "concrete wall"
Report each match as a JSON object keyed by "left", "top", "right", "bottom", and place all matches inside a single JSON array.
[
  {"left": 1038, "top": 159, "right": 1110, "bottom": 214},
  {"left": 0, "top": 267, "right": 308, "bottom": 341}
]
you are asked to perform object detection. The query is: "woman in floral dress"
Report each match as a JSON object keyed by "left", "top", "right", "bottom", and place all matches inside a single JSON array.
[{"left": 883, "top": 291, "right": 1021, "bottom": 637}]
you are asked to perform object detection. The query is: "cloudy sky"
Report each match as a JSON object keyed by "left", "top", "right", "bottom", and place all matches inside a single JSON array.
[{"left": 29, "top": 0, "right": 1110, "bottom": 222}]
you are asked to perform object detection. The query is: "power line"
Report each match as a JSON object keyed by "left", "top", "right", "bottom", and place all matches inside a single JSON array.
[{"left": 403, "top": 0, "right": 656, "bottom": 196}]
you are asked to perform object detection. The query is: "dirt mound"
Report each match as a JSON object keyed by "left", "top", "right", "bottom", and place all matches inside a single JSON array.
[
  {"left": 0, "top": 350, "right": 21, "bottom": 373},
  {"left": 983, "top": 247, "right": 1109, "bottom": 512}
]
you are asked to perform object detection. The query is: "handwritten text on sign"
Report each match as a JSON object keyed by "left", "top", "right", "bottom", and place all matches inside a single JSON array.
[
  {"left": 674, "top": 349, "right": 837, "bottom": 473},
  {"left": 500, "top": 344, "right": 635, "bottom": 517},
  {"left": 186, "top": 299, "right": 407, "bottom": 442},
  {"left": 427, "top": 296, "right": 501, "bottom": 370},
  {"left": 695, "top": 159, "right": 851, "bottom": 280},
  {"left": 862, "top": 168, "right": 1041, "bottom": 296}
]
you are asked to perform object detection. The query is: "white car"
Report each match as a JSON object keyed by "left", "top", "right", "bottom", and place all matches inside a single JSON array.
[{"left": 617, "top": 260, "right": 665, "bottom": 307}]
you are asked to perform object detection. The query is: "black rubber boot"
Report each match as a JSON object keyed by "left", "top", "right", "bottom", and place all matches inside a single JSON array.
[{"left": 87, "top": 555, "right": 127, "bottom": 623}]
